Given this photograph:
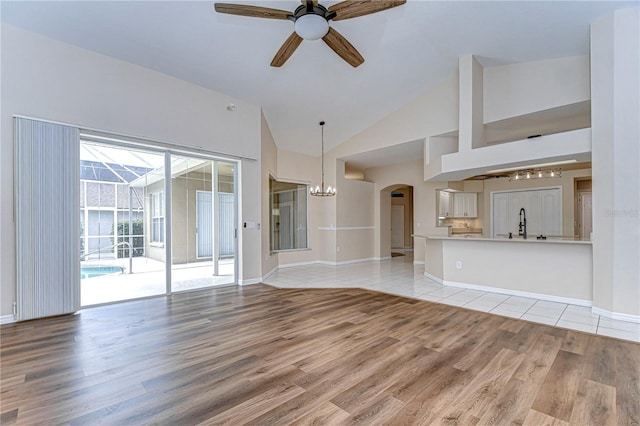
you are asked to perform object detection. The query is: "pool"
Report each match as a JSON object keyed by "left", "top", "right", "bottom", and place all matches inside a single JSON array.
[{"left": 81, "top": 265, "right": 124, "bottom": 280}]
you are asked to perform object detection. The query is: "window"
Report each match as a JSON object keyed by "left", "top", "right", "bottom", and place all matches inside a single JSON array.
[
  {"left": 269, "top": 177, "right": 308, "bottom": 252},
  {"left": 151, "top": 192, "right": 165, "bottom": 244}
]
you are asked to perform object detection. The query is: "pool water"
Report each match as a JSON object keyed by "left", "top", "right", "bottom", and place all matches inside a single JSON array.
[{"left": 81, "top": 266, "right": 123, "bottom": 280}]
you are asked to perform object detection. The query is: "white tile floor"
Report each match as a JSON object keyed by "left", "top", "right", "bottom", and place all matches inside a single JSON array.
[{"left": 264, "top": 254, "right": 640, "bottom": 343}]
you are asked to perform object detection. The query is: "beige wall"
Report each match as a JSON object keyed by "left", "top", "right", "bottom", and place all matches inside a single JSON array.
[
  {"left": 260, "top": 113, "right": 279, "bottom": 277},
  {"left": 364, "top": 160, "right": 448, "bottom": 262},
  {"left": 439, "top": 239, "right": 592, "bottom": 303},
  {"left": 335, "top": 160, "right": 375, "bottom": 262},
  {"left": 171, "top": 171, "right": 212, "bottom": 264},
  {"left": 424, "top": 238, "right": 443, "bottom": 280},
  {"left": 276, "top": 149, "right": 325, "bottom": 266},
  {"left": 1, "top": 25, "right": 262, "bottom": 314},
  {"left": 482, "top": 168, "right": 592, "bottom": 237}
]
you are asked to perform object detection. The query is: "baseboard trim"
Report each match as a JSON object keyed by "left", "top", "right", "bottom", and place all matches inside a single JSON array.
[
  {"left": 423, "top": 272, "right": 443, "bottom": 284},
  {"left": 443, "top": 279, "right": 592, "bottom": 307},
  {"left": 280, "top": 258, "right": 386, "bottom": 269},
  {"left": 261, "top": 266, "right": 278, "bottom": 281},
  {"left": 279, "top": 260, "right": 318, "bottom": 269},
  {"left": 413, "top": 261, "right": 425, "bottom": 265},
  {"left": 318, "top": 226, "right": 375, "bottom": 231},
  {"left": 240, "top": 278, "right": 261, "bottom": 286},
  {"left": 591, "top": 307, "right": 640, "bottom": 324},
  {"left": 1, "top": 315, "right": 16, "bottom": 325},
  {"left": 319, "top": 257, "right": 383, "bottom": 266}
]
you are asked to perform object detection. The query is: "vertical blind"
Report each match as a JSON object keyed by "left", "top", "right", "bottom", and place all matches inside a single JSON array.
[
  {"left": 218, "top": 192, "right": 235, "bottom": 257},
  {"left": 15, "top": 118, "right": 80, "bottom": 320}
]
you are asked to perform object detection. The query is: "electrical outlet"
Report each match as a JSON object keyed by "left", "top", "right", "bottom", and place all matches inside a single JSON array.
[
  {"left": 456, "top": 260, "right": 462, "bottom": 269},
  {"left": 336, "top": 246, "right": 340, "bottom": 253}
]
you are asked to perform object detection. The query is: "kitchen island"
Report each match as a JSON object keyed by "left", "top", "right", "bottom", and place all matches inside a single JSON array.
[{"left": 415, "top": 235, "right": 593, "bottom": 306}]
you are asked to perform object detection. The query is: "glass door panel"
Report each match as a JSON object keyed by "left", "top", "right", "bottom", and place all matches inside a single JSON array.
[
  {"left": 170, "top": 155, "right": 236, "bottom": 291},
  {"left": 79, "top": 141, "right": 166, "bottom": 306}
]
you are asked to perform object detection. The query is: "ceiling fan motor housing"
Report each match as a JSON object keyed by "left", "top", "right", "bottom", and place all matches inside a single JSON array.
[{"left": 290, "top": 4, "right": 336, "bottom": 40}]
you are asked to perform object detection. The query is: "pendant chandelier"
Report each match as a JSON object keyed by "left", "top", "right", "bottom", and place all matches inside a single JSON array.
[{"left": 310, "top": 121, "right": 336, "bottom": 197}]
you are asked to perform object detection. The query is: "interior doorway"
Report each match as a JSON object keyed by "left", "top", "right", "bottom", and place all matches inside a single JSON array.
[
  {"left": 578, "top": 191, "right": 593, "bottom": 240},
  {"left": 391, "top": 205, "right": 405, "bottom": 248},
  {"left": 574, "top": 178, "right": 593, "bottom": 239},
  {"left": 380, "top": 185, "right": 414, "bottom": 259}
]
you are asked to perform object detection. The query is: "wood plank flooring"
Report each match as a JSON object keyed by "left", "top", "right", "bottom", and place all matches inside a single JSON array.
[{"left": 1, "top": 284, "right": 639, "bottom": 425}]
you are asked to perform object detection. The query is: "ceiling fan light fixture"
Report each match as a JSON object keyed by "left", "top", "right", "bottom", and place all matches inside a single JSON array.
[{"left": 295, "top": 14, "right": 329, "bottom": 40}]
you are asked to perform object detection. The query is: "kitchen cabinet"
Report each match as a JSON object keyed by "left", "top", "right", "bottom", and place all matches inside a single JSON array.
[
  {"left": 492, "top": 188, "right": 561, "bottom": 237},
  {"left": 438, "top": 190, "right": 452, "bottom": 219},
  {"left": 453, "top": 192, "right": 478, "bottom": 218}
]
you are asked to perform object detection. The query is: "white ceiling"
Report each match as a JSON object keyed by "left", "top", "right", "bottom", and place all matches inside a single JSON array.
[
  {"left": 341, "top": 138, "right": 425, "bottom": 170},
  {"left": 1, "top": 1, "right": 635, "bottom": 164}
]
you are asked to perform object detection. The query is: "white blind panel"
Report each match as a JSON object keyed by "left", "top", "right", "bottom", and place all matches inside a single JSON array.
[
  {"left": 218, "top": 192, "right": 235, "bottom": 257},
  {"left": 16, "top": 118, "right": 80, "bottom": 321}
]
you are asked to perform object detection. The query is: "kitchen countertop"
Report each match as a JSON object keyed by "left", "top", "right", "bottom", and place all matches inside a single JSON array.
[{"left": 414, "top": 234, "right": 592, "bottom": 245}]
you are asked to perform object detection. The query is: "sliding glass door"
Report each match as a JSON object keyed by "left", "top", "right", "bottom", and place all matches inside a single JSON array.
[
  {"left": 170, "top": 155, "right": 236, "bottom": 292},
  {"left": 80, "top": 141, "right": 167, "bottom": 306},
  {"left": 79, "top": 140, "right": 237, "bottom": 307}
]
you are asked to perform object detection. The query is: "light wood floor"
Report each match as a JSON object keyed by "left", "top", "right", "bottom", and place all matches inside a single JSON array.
[{"left": 1, "top": 284, "right": 639, "bottom": 425}]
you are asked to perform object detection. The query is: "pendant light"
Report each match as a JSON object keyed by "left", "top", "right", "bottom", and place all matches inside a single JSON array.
[{"left": 310, "top": 121, "right": 336, "bottom": 197}]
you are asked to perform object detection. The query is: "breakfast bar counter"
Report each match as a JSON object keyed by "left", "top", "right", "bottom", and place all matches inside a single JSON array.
[{"left": 414, "top": 234, "right": 593, "bottom": 305}]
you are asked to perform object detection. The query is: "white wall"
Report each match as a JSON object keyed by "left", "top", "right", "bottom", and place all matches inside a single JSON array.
[
  {"left": 1, "top": 25, "right": 263, "bottom": 315},
  {"left": 484, "top": 55, "right": 591, "bottom": 123},
  {"left": 591, "top": 8, "right": 640, "bottom": 320},
  {"left": 332, "top": 76, "right": 459, "bottom": 162}
]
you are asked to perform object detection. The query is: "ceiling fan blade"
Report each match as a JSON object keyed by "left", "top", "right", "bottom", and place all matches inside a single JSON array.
[
  {"left": 271, "top": 32, "right": 304, "bottom": 67},
  {"left": 214, "top": 3, "right": 291, "bottom": 20},
  {"left": 322, "top": 27, "right": 364, "bottom": 67},
  {"left": 329, "top": 0, "right": 406, "bottom": 21}
]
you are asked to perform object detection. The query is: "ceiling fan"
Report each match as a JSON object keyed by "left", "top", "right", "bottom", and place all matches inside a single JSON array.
[{"left": 214, "top": 0, "right": 406, "bottom": 67}]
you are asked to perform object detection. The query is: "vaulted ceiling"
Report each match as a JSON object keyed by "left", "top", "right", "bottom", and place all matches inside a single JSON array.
[{"left": 2, "top": 1, "right": 635, "bottom": 160}]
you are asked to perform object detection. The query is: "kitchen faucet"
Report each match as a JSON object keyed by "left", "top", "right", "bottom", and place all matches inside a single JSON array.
[{"left": 518, "top": 208, "right": 527, "bottom": 239}]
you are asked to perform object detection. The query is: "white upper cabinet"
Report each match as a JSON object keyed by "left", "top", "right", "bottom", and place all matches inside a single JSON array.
[
  {"left": 453, "top": 192, "right": 478, "bottom": 218},
  {"left": 438, "top": 190, "right": 452, "bottom": 219}
]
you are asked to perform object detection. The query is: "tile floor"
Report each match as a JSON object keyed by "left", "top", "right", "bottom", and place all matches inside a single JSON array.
[{"left": 264, "top": 253, "right": 640, "bottom": 343}]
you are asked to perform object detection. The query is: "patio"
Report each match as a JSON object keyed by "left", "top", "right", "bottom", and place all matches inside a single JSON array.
[{"left": 81, "top": 257, "right": 235, "bottom": 306}]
